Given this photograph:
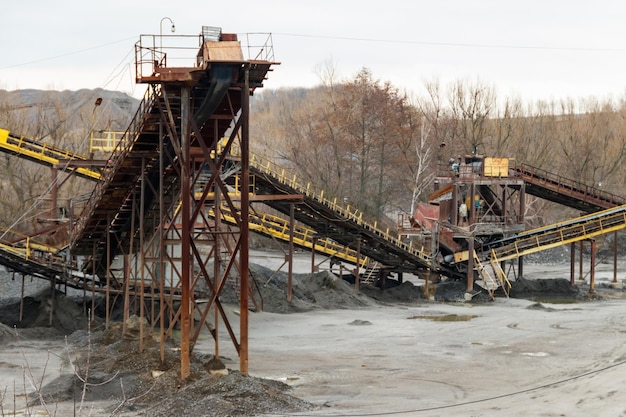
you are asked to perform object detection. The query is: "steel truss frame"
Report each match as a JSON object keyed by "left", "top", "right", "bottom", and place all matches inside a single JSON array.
[{"left": 99, "top": 71, "right": 253, "bottom": 378}]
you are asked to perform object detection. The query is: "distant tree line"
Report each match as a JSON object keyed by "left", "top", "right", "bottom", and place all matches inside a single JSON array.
[
  {"left": 1, "top": 79, "right": 625, "bottom": 235},
  {"left": 251, "top": 69, "right": 626, "bottom": 227}
]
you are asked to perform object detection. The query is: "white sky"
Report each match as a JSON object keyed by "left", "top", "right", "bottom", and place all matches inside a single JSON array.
[{"left": 3, "top": 0, "right": 626, "bottom": 103}]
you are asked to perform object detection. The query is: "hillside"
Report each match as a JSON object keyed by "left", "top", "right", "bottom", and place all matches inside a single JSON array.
[{"left": 0, "top": 88, "right": 139, "bottom": 141}]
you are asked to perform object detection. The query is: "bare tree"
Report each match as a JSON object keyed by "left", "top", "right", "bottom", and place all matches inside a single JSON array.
[{"left": 448, "top": 78, "right": 497, "bottom": 155}]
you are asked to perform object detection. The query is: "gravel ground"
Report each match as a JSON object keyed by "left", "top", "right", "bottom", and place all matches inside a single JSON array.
[{"left": 1, "top": 252, "right": 626, "bottom": 416}]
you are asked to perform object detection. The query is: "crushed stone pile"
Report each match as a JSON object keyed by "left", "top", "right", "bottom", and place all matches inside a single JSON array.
[
  {"left": 0, "top": 287, "right": 89, "bottom": 334},
  {"left": 217, "top": 263, "right": 420, "bottom": 313},
  {"left": 509, "top": 276, "right": 580, "bottom": 299},
  {"left": 30, "top": 320, "right": 314, "bottom": 417}
]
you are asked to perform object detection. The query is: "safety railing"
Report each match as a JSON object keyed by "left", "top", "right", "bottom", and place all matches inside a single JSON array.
[
  {"left": 72, "top": 85, "right": 159, "bottom": 244},
  {"left": 0, "top": 233, "right": 66, "bottom": 268},
  {"left": 135, "top": 34, "right": 204, "bottom": 83},
  {"left": 491, "top": 205, "right": 626, "bottom": 262},
  {"left": 472, "top": 252, "right": 499, "bottom": 299},
  {"left": 0, "top": 128, "right": 101, "bottom": 181},
  {"left": 488, "top": 251, "right": 511, "bottom": 297},
  {"left": 240, "top": 32, "right": 275, "bottom": 61},
  {"left": 135, "top": 30, "right": 275, "bottom": 84},
  {"left": 243, "top": 151, "right": 432, "bottom": 265},
  {"left": 90, "top": 131, "right": 127, "bottom": 153},
  {"left": 214, "top": 205, "right": 371, "bottom": 268},
  {"left": 513, "top": 162, "right": 625, "bottom": 208}
]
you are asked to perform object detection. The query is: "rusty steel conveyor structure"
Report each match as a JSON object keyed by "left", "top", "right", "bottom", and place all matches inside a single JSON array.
[
  {"left": 480, "top": 204, "right": 626, "bottom": 263},
  {"left": 1, "top": 26, "right": 625, "bottom": 381},
  {"left": 0, "top": 28, "right": 279, "bottom": 379},
  {"left": 244, "top": 151, "right": 434, "bottom": 274},
  {"left": 0, "top": 128, "right": 103, "bottom": 181},
  {"left": 1, "top": 133, "right": 624, "bottom": 294},
  {"left": 513, "top": 163, "right": 625, "bottom": 213}
]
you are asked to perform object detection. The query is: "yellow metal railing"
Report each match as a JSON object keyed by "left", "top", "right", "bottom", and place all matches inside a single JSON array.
[
  {"left": 472, "top": 252, "right": 498, "bottom": 298},
  {"left": 231, "top": 149, "right": 432, "bottom": 265},
  {"left": 0, "top": 128, "right": 101, "bottom": 181},
  {"left": 488, "top": 251, "right": 511, "bottom": 297},
  {"left": 212, "top": 205, "right": 371, "bottom": 268},
  {"left": 493, "top": 206, "right": 626, "bottom": 262},
  {"left": 90, "top": 131, "right": 127, "bottom": 153},
  {"left": 0, "top": 226, "right": 64, "bottom": 255},
  {"left": 0, "top": 233, "right": 66, "bottom": 269}
]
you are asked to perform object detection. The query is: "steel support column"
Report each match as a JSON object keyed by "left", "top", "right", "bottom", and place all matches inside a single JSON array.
[
  {"left": 180, "top": 86, "right": 192, "bottom": 379},
  {"left": 518, "top": 182, "right": 525, "bottom": 277},
  {"left": 354, "top": 237, "right": 361, "bottom": 291},
  {"left": 589, "top": 239, "right": 596, "bottom": 294},
  {"left": 579, "top": 241, "right": 584, "bottom": 281},
  {"left": 613, "top": 231, "right": 618, "bottom": 283},
  {"left": 239, "top": 66, "right": 251, "bottom": 375},
  {"left": 467, "top": 237, "right": 474, "bottom": 293},
  {"left": 311, "top": 237, "right": 318, "bottom": 273},
  {"left": 287, "top": 202, "right": 294, "bottom": 302},
  {"left": 570, "top": 242, "right": 575, "bottom": 286}
]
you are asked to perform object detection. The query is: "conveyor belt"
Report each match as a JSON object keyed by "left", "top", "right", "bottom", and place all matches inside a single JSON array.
[
  {"left": 514, "top": 163, "right": 625, "bottom": 212},
  {"left": 474, "top": 204, "right": 626, "bottom": 262},
  {"left": 224, "top": 149, "right": 435, "bottom": 274},
  {"left": 215, "top": 205, "right": 370, "bottom": 268},
  {"left": 0, "top": 128, "right": 102, "bottom": 181}
]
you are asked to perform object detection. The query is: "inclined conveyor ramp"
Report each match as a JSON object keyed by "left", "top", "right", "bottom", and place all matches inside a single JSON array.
[
  {"left": 226, "top": 150, "right": 435, "bottom": 274},
  {"left": 70, "top": 29, "right": 275, "bottom": 276},
  {"left": 452, "top": 203, "right": 626, "bottom": 296},
  {"left": 0, "top": 128, "right": 102, "bottom": 181},
  {"left": 514, "top": 163, "right": 625, "bottom": 212},
  {"left": 69, "top": 62, "right": 242, "bottom": 276},
  {"left": 213, "top": 204, "right": 372, "bottom": 268},
  {"left": 480, "top": 204, "right": 626, "bottom": 263}
]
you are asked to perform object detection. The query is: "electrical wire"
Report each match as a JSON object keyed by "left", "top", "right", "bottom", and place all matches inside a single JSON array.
[
  {"left": 0, "top": 37, "right": 137, "bottom": 70},
  {"left": 0, "top": 39, "right": 144, "bottom": 241},
  {"left": 273, "top": 32, "right": 626, "bottom": 53},
  {"left": 264, "top": 358, "right": 626, "bottom": 417}
]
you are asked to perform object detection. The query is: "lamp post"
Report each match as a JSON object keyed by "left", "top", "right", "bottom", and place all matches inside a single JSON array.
[
  {"left": 90, "top": 97, "right": 103, "bottom": 150},
  {"left": 159, "top": 17, "right": 176, "bottom": 52}
]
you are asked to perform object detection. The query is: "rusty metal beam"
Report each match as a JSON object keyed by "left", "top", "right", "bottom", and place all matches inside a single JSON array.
[
  {"left": 180, "top": 86, "right": 192, "bottom": 379},
  {"left": 239, "top": 66, "right": 250, "bottom": 375}
]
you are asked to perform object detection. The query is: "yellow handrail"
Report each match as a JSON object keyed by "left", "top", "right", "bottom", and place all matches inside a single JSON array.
[
  {"left": 211, "top": 205, "right": 371, "bottom": 268},
  {"left": 225, "top": 144, "right": 431, "bottom": 264}
]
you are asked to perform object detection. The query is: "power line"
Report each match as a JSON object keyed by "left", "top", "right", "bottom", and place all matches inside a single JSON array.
[
  {"left": 0, "top": 37, "right": 136, "bottom": 70},
  {"left": 273, "top": 32, "right": 626, "bottom": 53},
  {"left": 266, "top": 358, "right": 626, "bottom": 417}
]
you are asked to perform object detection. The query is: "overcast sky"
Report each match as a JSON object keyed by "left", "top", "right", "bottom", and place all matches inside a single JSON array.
[{"left": 3, "top": 0, "right": 626, "bottom": 103}]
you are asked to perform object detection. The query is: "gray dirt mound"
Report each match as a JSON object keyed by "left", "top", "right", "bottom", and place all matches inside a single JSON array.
[
  {"left": 244, "top": 264, "right": 378, "bottom": 313},
  {"left": 0, "top": 322, "right": 14, "bottom": 345},
  {"left": 0, "top": 288, "right": 90, "bottom": 335},
  {"left": 509, "top": 277, "right": 579, "bottom": 299},
  {"left": 360, "top": 280, "right": 424, "bottom": 304},
  {"left": 31, "top": 324, "right": 314, "bottom": 417},
  {"left": 259, "top": 271, "right": 375, "bottom": 313},
  {"left": 434, "top": 280, "right": 492, "bottom": 302},
  {"left": 143, "top": 370, "right": 313, "bottom": 417}
]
